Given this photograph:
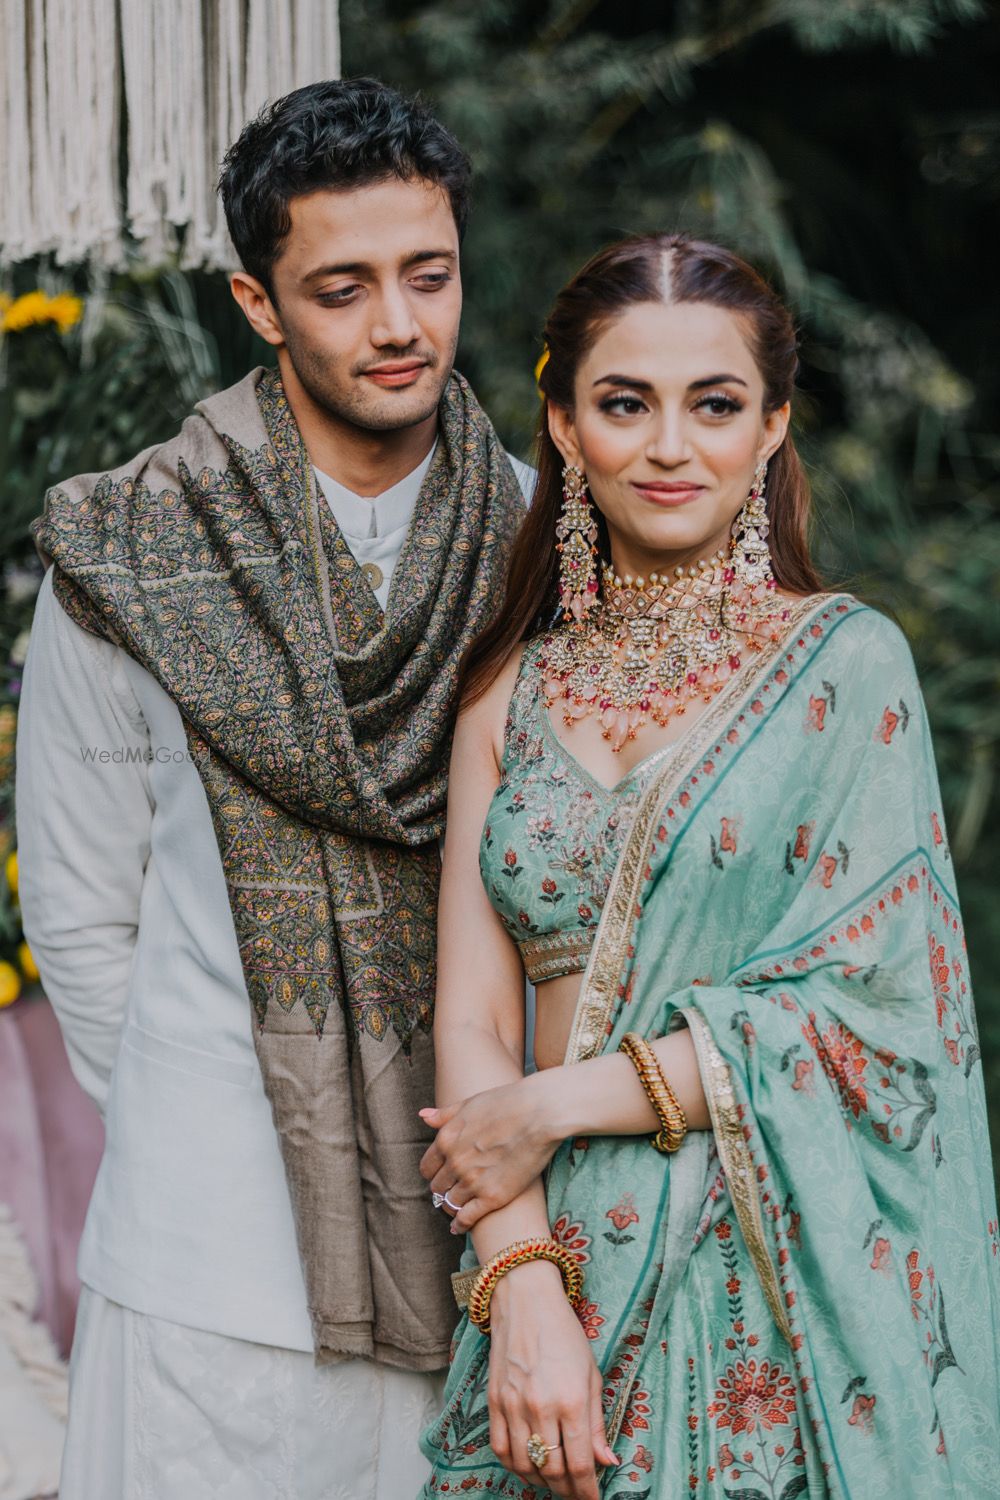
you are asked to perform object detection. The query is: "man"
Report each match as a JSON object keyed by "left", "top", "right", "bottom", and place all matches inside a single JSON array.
[{"left": 16, "top": 77, "right": 531, "bottom": 1499}]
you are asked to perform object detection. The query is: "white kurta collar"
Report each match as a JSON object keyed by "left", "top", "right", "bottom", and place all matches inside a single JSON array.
[{"left": 313, "top": 440, "right": 438, "bottom": 543}]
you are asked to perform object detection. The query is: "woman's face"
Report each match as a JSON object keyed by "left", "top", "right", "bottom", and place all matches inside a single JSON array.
[{"left": 549, "top": 298, "right": 790, "bottom": 580}]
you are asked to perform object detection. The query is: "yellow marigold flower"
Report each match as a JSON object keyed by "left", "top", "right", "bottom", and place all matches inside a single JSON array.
[
  {"left": 5, "top": 850, "right": 18, "bottom": 897},
  {"left": 18, "top": 942, "right": 39, "bottom": 983},
  {"left": 2, "top": 290, "right": 51, "bottom": 333},
  {"left": 46, "top": 291, "right": 84, "bottom": 334},
  {"left": 1, "top": 288, "right": 84, "bottom": 335},
  {"left": 0, "top": 292, "right": 11, "bottom": 314},
  {"left": 0, "top": 960, "right": 21, "bottom": 1008}
]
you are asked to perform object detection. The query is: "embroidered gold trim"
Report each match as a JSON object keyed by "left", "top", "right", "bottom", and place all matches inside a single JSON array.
[
  {"left": 606, "top": 1375, "right": 637, "bottom": 1448},
  {"left": 564, "top": 592, "right": 838, "bottom": 1068},
  {"left": 683, "top": 1006, "right": 792, "bottom": 1345},
  {"left": 519, "top": 929, "right": 593, "bottom": 983},
  {"left": 452, "top": 1265, "right": 480, "bottom": 1310}
]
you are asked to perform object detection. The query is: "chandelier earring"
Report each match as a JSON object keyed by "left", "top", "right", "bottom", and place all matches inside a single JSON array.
[
  {"left": 555, "top": 463, "right": 599, "bottom": 626},
  {"left": 729, "top": 457, "right": 775, "bottom": 594}
]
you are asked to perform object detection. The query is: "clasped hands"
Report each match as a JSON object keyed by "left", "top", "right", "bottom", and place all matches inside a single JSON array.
[{"left": 419, "top": 1071, "right": 562, "bottom": 1232}]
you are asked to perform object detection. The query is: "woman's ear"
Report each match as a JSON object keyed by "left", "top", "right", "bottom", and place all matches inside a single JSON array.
[
  {"left": 547, "top": 402, "right": 583, "bottom": 471},
  {"left": 760, "top": 400, "right": 791, "bottom": 465}
]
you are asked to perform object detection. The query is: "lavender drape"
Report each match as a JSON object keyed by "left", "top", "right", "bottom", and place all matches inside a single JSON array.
[{"left": 0, "top": 991, "right": 103, "bottom": 1356}]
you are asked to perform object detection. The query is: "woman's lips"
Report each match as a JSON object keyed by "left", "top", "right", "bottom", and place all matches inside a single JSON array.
[
  {"left": 363, "top": 361, "right": 428, "bottom": 388},
  {"left": 631, "top": 481, "right": 706, "bottom": 507}
]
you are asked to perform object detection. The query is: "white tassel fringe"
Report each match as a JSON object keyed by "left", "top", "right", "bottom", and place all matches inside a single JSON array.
[{"left": 0, "top": 0, "right": 341, "bottom": 271}]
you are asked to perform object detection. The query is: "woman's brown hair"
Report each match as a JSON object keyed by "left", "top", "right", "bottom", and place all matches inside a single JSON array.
[{"left": 462, "top": 232, "right": 823, "bottom": 703}]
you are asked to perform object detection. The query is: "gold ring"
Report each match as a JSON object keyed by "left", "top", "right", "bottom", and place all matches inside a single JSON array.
[{"left": 526, "top": 1432, "right": 559, "bottom": 1471}]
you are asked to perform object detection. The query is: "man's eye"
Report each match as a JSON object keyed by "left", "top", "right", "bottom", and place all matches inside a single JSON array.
[
  {"left": 317, "top": 287, "right": 359, "bottom": 305},
  {"left": 413, "top": 273, "right": 452, "bottom": 290}
]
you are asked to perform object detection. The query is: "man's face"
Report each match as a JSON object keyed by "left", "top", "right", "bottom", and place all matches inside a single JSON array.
[{"left": 259, "top": 177, "right": 462, "bottom": 432}]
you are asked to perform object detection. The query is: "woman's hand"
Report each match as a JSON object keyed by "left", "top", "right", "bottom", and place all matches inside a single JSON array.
[
  {"left": 419, "top": 1073, "right": 560, "bottom": 1232},
  {"left": 487, "top": 1260, "right": 618, "bottom": 1500}
]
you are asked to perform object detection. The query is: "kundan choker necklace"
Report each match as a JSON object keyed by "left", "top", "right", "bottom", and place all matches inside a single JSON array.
[{"left": 539, "top": 549, "right": 790, "bottom": 753}]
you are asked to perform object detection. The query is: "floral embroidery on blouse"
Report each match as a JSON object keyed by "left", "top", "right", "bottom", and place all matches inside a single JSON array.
[{"left": 479, "top": 638, "right": 664, "bottom": 983}]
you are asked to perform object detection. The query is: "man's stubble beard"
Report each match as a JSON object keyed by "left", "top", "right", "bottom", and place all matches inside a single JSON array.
[{"left": 283, "top": 324, "right": 458, "bottom": 435}]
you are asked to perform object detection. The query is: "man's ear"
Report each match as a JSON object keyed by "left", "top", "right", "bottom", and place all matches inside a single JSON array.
[
  {"left": 547, "top": 402, "right": 583, "bottom": 471},
  {"left": 229, "top": 272, "right": 285, "bottom": 349}
]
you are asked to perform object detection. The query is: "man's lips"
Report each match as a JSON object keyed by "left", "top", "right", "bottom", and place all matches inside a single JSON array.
[
  {"left": 361, "top": 360, "right": 429, "bottom": 388},
  {"left": 630, "top": 481, "right": 706, "bottom": 507}
]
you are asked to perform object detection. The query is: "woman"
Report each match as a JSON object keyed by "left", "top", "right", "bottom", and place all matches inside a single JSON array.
[{"left": 416, "top": 234, "right": 1000, "bottom": 1499}]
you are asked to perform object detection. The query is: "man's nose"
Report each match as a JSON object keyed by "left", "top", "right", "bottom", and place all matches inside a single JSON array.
[{"left": 369, "top": 283, "right": 422, "bottom": 349}]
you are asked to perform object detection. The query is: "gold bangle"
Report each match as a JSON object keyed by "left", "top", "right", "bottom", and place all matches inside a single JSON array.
[
  {"left": 465, "top": 1237, "right": 584, "bottom": 1335},
  {"left": 619, "top": 1031, "right": 688, "bottom": 1153}
]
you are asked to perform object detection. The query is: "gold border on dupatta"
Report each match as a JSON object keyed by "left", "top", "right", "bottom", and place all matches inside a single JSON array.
[
  {"left": 683, "top": 1005, "right": 792, "bottom": 1345},
  {"left": 563, "top": 593, "right": 839, "bottom": 1345}
]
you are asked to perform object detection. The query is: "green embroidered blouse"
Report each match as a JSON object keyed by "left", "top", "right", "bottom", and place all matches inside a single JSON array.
[{"left": 479, "top": 637, "right": 667, "bottom": 983}]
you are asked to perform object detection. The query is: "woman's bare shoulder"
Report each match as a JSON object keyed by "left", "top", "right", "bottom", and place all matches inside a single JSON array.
[{"left": 457, "top": 642, "right": 531, "bottom": 772}]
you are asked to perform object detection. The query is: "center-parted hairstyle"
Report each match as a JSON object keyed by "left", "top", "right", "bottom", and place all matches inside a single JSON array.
[
  {"left": 461, "top": 232, "right": 823, "bottom": 703},
  {"left": 219, "top": 76, "right": 472, "bottom": 299}
]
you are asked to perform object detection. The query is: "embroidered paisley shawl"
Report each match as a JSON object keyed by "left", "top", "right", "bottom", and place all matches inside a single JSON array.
[
  {"left": 31, "top": 366, "right": 524, "bottom": 1369},
  {"left": 421, "top": 595, "right": 1000, "bottom": 1495}
]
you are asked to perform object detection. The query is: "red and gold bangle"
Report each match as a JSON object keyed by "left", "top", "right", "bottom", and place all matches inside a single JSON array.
[
  {"left": 465, "top": 1237, "right": 584, "bottom": 1335},
  {"left": 620, "top": 1032, "right": 688, "bottom": 1154}
]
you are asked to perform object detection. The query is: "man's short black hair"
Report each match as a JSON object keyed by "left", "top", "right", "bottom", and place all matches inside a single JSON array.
[{"left": 219, "top": 76, "right": 472, "bottom": 296}]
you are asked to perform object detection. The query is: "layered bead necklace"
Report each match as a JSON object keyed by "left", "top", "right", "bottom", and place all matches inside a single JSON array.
[{"left": 539, "top": 551, "right": 790, "bottom": 753}]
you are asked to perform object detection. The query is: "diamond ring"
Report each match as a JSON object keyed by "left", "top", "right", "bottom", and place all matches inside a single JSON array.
[{"left": 526, "top": 1433, "right": 559, "bottom": 1471}]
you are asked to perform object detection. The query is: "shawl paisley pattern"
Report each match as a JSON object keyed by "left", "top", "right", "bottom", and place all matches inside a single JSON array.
[{"left": 31, "top": 366, "right": 524, "bottom": 1369}]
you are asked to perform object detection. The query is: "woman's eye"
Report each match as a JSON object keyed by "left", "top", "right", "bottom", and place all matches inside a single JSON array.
[
  {"left": 695, "top": 393, "right": 743, "bottom": 417},
  {"left": 600, "top": 394, "right": 648, "bottom": 416}
]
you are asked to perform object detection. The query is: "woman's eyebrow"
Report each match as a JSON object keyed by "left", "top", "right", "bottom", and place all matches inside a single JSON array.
[
  {"left": 591, "top": 372, "right": 749, "bottom": 390},
  {"left": 592, "top": 374, "right": 654, "bottom": 390},
  {"left": 689, "top": 373, "right": 748, "bottom": 389}
]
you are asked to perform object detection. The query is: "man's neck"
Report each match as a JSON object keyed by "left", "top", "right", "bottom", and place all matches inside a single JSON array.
[{"left": 277, "top": 356, "right": 438, "bottom": 498}]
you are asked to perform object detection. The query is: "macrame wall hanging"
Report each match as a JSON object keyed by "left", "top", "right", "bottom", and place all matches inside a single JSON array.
[{"left": 0, "top": 0, "right": 341, "bottom": 270}]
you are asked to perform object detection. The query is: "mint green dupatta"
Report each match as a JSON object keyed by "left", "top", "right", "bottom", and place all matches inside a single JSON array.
[{"left": 421, "top": 595, "right": 1000, "bottom": 1498}]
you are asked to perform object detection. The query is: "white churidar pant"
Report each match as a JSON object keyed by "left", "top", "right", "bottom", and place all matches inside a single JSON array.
[{"left": 59, "top": 1288, "right": 444, "bottom": 1500}]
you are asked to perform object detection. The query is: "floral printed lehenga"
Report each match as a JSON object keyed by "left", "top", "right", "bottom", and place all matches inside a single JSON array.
[{"left": 420, "top": 594, "right": 1000, "bottom": 1498}]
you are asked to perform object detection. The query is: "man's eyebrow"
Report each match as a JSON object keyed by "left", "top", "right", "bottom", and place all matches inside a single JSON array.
[
  {"left": 302, "top": 248, "right": 457, "bottom": 283},
  {"left": 592, "top": 372, "right": 749, "bottom": 390}
]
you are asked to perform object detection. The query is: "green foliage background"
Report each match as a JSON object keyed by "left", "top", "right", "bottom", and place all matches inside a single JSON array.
[{"left": 1, "top": 0, "right": 997, "bottom": 1171}]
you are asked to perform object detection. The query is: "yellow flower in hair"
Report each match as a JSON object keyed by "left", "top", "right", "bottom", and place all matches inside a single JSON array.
[
  {"left": 0, "top": 961, "right": 21, "bottom": 1008},
  {"left": 534, "top": 345, "right": 550, "bottom": 398}
]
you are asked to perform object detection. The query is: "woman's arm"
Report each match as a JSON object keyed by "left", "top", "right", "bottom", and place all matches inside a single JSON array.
[
  {"left": 422, "top": 1027, "right": 710, "bottom": 1234},
  {"left": 426, "top": 665, "right": 617, "bottom": 1500}
]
